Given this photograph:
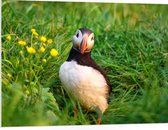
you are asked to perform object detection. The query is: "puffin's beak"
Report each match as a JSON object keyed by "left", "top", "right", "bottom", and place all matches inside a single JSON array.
[{"left": 80, "top": 35, "right": 88, "bottom": 54}]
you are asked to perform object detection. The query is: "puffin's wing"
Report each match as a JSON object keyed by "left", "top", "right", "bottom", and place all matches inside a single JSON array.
[
  {"left": 77, "top": 56, "right": 112, "bottom": 95},
  {"left": 89, "top": 58, "right": 112, "bottom": 94}
]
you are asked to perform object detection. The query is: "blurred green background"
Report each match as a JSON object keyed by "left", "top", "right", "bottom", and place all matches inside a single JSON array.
[{"left": 2, "top": 0, "right": 168, "bottom": 126}]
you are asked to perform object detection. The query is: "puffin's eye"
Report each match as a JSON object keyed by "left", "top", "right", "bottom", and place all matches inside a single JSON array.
[
  {"left": 76, "top": 33, "right": 79, "bottom": 38},
  {"left": 91, "top": 37, "right": 94, "bottom": 41}
]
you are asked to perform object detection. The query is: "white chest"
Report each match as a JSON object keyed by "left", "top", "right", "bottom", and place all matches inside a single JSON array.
[{"left": 59, "top": 60, "right": 109, "bottom": 113}]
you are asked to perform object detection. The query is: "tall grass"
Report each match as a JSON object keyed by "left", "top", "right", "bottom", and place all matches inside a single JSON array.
[{"left": 2, "top": 1, "right": 168, "bottom": 126}]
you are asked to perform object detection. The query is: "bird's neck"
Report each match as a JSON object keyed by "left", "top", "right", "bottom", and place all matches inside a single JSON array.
[{"left": 67, "top": 47, "right": 91, "bottom": 62}]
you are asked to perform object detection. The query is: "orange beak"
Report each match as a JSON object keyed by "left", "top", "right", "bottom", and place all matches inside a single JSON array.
[{"left": 80, "top": 35, "right": 88, "bottom": 54}]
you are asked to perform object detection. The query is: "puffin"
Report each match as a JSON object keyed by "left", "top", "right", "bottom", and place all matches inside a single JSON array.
[{"left": 59, "top": 28, "right": 111, "bottom": 124}]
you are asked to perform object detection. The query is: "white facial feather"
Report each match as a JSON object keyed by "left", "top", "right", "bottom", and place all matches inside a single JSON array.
[
  {"left": 87, "top": 33, "right": 94, "bottom": 51},
  {"left": 72, "top": 30, "right": 83, "bottom": 48},
  {"left": 59, "top": 60, "right": 109, "bottom": 113}
]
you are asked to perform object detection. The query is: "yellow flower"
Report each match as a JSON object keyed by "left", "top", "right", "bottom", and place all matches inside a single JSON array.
[
  {"left": 18, "top": 40, "right": 26, "bottom": 46},
  {"left": 7, "top": 73, "right": 12, "bottom": 78},
  {"left": 6, "top": 35, "right": 11, "bottom": 41},
  {"left": 42, "top": 59, "right": 47, "bottom": 63},
  {"left": 43, "top": 43, "right": 47, "bottom": 47},
  {"left": 31, "top": 28, "right": 36, "bottom": 33},
  {"left": 19, "top": 51, "right": 23, "bottom": 55},
  {"left": 31, "top": 28, "right": 38, "bottom": 37},
  {"left": 40, "top": 36, "right": 47, "bottom": 43},
  {"left": 47, "top": 39, "right": 53, "bottom": 44},
  {"left": 26, "top": 46, "right": 36, "bottom": 54},
  {"left": 50, "top": 49, "right": 58, "bottom": 57},
  {"left": 39, "top": 46, "right": 45, "bottom": 53},
  {"left": 33, "top": 31, "right": 39, "bottom": 37}
]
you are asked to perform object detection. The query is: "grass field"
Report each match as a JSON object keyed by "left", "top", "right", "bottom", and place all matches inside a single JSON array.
[{"left": 2, "top": 0, "right": 168, "bottom": 126}]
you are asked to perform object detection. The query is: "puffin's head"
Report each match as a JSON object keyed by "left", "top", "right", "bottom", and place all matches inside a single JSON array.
[{"left": 72, "top": 28, "right": 94, "bottom": 54}]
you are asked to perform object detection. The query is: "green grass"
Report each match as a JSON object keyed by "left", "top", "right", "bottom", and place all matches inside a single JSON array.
[{"left": 2, "top": 0, "right": 168, "bottom": 126}]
